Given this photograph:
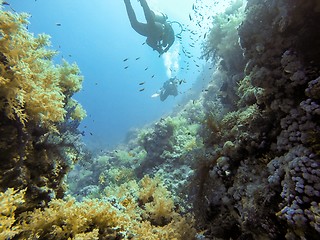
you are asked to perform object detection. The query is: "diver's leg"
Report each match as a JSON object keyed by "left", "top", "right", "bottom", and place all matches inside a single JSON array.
[
  {"left": 124, "top": 0, "right": 148, "bottom": 36},
  {"left": 139, "top": 0, "right": 155, "bottom": 26}
]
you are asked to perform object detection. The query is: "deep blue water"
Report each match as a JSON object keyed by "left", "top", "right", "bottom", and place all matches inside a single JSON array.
[{"left": 7, "top": 0, "right": 224, "bottom": 150}]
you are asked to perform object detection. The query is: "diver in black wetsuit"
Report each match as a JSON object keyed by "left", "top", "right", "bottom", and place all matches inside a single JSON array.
[
  {"left": 124, "top": 0, "right": 175, "bottom": 55},
  {"left": 160, "top": 77, "right": 178, "bottom": 101}
]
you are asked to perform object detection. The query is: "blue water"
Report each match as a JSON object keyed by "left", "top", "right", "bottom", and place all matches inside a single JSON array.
[{"left": 7, "top": 0, "right": 215, "bottom": 150}]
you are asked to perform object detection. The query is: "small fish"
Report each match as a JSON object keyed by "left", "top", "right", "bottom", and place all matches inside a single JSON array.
[
  {"left": 151, "top": 74, "right": 155, "bottom": 78},
  {"left": 2, "top": 1, "right": 16, "bottom": 12},
  {"left": 139, "top": 88, "right": 145, "bottom": 92},
  {"left": 204, "top": 33, "right": 207, "bottom": 39},
  {"left": 139, "top": 82, "right": 145, "bottom": 85},
  {"left": 196, "top": 64, "right": 200, "bottom": 67},
  {"left": 90, "top": 132, "right": 93, "bottom": 136},
  {"left": 142, "top": 42, "right": 146, "bottom": 45},
  {"left": 144, "top": 67, "right": 148, "bottom": 71},
  {"left": 123, "top": 58, "right": 129, "bottom": 62},
  {"left": 124, "top": 66, "right": 129, "bottom": 69},
  {"left": 135, "top": 57, "right": 140, "bottom": 60},
  {"left": 56, "top": 23, "right": 61, "bottom": 26},
  {"left": 189, "top": 14, "right": 192, "bottom": 21}
]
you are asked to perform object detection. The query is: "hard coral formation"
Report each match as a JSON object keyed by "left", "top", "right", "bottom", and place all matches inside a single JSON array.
[{"left": 191, "top": 0, "right": 320, "bottom": 239}]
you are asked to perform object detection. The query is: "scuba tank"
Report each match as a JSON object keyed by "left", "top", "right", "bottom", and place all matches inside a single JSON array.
[{"left": 152, "top": 10, "right": 168, "bottom": 23}]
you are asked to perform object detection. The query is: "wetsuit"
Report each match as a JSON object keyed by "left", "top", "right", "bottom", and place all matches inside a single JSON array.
[{"left": 160, "top": 78, "right": 178, "bottom": 101}]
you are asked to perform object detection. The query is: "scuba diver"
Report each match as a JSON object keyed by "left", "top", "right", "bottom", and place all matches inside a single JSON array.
[
  {"left": 124, "top": 0, "right": 175, "bottom": 55},
  {"left": 159, "top": 77, "right": 178, "bottom": 101}
]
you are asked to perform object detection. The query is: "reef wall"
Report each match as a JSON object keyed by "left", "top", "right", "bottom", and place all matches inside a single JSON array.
[{"left": 196, "top": 0, "right": 320, "bottom": 239}]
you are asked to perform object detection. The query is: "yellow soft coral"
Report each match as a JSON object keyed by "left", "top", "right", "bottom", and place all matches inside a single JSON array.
[
  {"left": 19, "top": 195, "right": 195, "bottom": 239},
  {"left": 0, "top": 177, "right": 195, "bottom": 239},
  {"left": 67, "top": 99, "right": 87, "bottom": 121},
  {"left": 138, "top": 175, "right": 176, "bottom": 225},
  {"left": 0, "top": 188, "right": 25, "bottom": 239},
  {"left": 144, "top": 187, "right": 175, "bottom": 225},
  {"left": 0, "top": 9, "right": 84, "bottom": 127},
  {"left": 138, "top": 175, "right": 161, "bottom": 203},
  {"left": 19, "top": 198, "right": 125, "bottom": 239}
]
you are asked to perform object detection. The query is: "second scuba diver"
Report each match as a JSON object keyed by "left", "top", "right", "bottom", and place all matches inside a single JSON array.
[{"left": 151, "top": 77, "right": 178, "bottom": 101}]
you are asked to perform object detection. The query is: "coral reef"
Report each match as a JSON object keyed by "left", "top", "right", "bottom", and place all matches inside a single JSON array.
[
  {"left": 2, "top": 0, "right": 320, "bottom": 239},
  {"left": 0, "top": 178, "right": 195, "bottom": 240},
  {"left": 66, "top": 1, "right": 320, "bottom": 238},
  {"left": 0, "top": 12, "right": 85, "bottom": 126},
  {"left": 1, "top": 4, "right": 197, "bottom": 240},
  {"left": 0, "top": 188, "right": 25, "bottom": 239},
  {"left": 190, "top": 0, "right": 320, "bottom": 239},
  {"left": 0, "top": 6, "right": 86, "bottom": 209}
]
